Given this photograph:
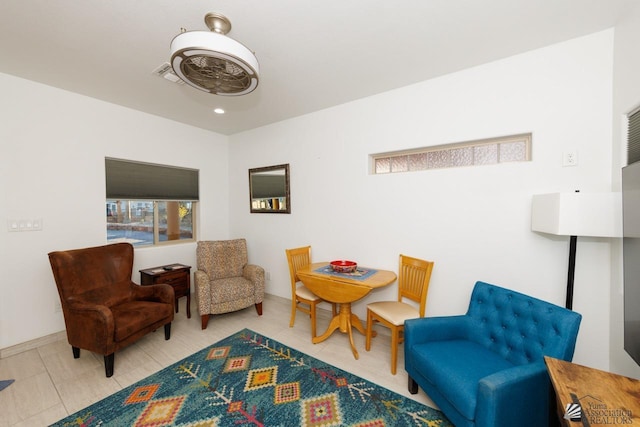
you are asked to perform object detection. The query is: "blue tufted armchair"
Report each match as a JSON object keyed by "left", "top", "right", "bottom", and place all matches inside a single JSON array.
[{"left": 404, "top": 281, "right": 582, "bottom": 427}]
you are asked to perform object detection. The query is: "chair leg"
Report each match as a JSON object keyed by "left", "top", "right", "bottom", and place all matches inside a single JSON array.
[
  {"left": 164, "top": 322, "right": 171, "bottom": 340},
  {"left": 201, "top": 314, "right": 210, "bottom": 330},
  {"left": 289, "top": 298, "right": 298, "bottom": 327},
  {"left": 365, "top": 310, "right": 374, "bottom": 351},
  {"left": 255, "top": 302, "right": 263, "bottom": 315},
  {"left": 310, "top": 302, "right": 317, "bottom": 339},
  {"left": 72, "top": 346, "right": 80, "bottom": 359},
  {"left": 408, "top": 376, "right": 419, "bottom": 394},
  {"left": 104, "top": 353, "right": 115, "bottom": 378},
  {"left": 391, "top": 327, "right": 399, "bottom": 375}
]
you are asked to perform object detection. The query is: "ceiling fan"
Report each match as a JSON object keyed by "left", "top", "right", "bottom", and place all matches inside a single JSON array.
[{"left": 170, "top": 13, "right": 259, "bottom": 96}]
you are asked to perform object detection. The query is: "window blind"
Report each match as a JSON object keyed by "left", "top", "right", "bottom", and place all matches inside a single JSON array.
[
  {"left": 629, "top": 108, "right": 640, "bottom": 165},
  {"left": 105, "top": 158, "right": 199, "bottom": 200}
]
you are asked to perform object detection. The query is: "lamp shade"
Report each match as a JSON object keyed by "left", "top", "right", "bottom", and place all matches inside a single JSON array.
[{"left": 531, "top": 192, "right": 622, "bottom": 237}]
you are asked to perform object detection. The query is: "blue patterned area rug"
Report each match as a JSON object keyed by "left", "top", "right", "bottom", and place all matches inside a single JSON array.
[
  {"left": 0, "top": 379, "right": 14, "bottom": 392},
  {"left": 51, "top": 329, "right": 452, "bottom": 426}
]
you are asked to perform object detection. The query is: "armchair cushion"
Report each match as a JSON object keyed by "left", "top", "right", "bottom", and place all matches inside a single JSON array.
[
  {"left": 111, "top": 301, "right": 173, "bottom": 341},
  {"left": 405, "top": 281, "right": 581, "bottom": 427},
  {"left": 210, "top": 276, "right": 256, "bottom": 304},
  {"left": 199, "top": 239, "right": 248, "bottom": 279}
]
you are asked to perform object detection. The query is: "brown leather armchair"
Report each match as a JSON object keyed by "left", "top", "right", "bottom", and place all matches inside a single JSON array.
[
  {"left": 194, "top": 239, "right": 265, "bottom": 329},
  {"left": 48, "top": 243, "right": 174, "bottom": 377}
]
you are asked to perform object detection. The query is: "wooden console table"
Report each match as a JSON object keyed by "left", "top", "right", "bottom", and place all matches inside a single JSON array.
[
  {"left": 140, "top": 263, "right": 191, "bottom": 318},
  {"left": 545, "top": 356, "right": 640, "bottom": 426}
]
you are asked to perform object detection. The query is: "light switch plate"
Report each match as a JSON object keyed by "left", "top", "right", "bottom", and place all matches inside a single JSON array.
[{"left": 7, "top": 218, "right": 43, "bottom": 231}]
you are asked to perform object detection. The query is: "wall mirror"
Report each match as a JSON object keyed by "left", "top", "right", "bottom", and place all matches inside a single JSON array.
[{"left": 249, "top": 164, "right": 290, "bottom": 213}]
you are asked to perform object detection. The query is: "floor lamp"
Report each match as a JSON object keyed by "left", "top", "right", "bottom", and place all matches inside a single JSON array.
[{"left": 531, "top": 192, "right": 622, "bottom": 310}]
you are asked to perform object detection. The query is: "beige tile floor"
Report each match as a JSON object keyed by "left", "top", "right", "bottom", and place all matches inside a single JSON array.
[{"left": 0, "top": 294, "right": 436, "bottom": 426}]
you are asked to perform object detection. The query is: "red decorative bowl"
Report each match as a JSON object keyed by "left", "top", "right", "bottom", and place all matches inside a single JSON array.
[{"left": 330, "top": 260, "right": 357, "bottom": 273}]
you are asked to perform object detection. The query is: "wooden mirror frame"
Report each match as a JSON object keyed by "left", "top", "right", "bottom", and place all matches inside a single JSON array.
[{"left": 249, "top": 164, "right": 291, "bottom": 214}]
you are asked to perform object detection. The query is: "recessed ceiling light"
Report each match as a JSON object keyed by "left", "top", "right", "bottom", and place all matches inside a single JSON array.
[{"left": 213, "top": 108, "right": 225, "bottom": 114}]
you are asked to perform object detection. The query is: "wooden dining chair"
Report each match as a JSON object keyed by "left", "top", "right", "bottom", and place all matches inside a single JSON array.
[
  {"left": 286, "top": 246, "right": 335, "bottom": 338},
  {"left": 365, "top": 254, "right": 434, "bottom": 374}
]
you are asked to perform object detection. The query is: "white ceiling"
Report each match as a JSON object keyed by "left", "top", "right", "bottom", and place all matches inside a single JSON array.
[{"left": 0, "top": 1, "right": 636, "bottom": 135}]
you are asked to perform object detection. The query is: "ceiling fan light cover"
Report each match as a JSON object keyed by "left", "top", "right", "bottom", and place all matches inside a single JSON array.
[{"left": 170, "top": 31, "right": 259, "bottom": 96}]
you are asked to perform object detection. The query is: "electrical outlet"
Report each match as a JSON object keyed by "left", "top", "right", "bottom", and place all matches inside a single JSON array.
[
  {"left": 54, "top": 301, "right": 62, "bottom": 313},
  {"left": 265, "top": 271, "right": 271, "bottom": 281},
  {"left": 563, "top": 151, "right": 578, "bottom": 167}
]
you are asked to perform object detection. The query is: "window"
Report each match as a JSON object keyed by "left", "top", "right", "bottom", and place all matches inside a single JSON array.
[
  {"left": 371, "top": 133, "right": 532, "bottom": 174},
  {"left": 628, "top": 107, "right": 640, "bottom": 165},
  {"left": 105, "top": 158, "right": 198, "bottom": 246},
  {"left": 106, "top": 200, "right": 194, "bottom": 246}
]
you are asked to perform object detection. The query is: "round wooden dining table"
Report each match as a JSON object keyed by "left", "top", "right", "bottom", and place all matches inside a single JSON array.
[{"left": 296, "top": 262, "right": 397, "bottom": 359}]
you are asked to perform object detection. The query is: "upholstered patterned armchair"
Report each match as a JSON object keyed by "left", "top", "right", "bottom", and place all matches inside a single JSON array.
[
  {"left": 48, "top": 243, "right": 174, "bottom": 377},
  {"left": 194, "top": 239, "right": 265, "bottom": 329}
]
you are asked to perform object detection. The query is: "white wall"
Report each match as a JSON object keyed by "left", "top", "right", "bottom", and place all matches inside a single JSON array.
[
  {"left": 2, "top": 28, "right": 634, "bottom": 376},
  {"left": 229, "top": 30, "right": 616, "bottom": 370},
  {"left": 610, "top": 4, "right": 640, "bottom": 378},
  {"left": 0, "top": 74, "right": 230, "bottom": 349}
]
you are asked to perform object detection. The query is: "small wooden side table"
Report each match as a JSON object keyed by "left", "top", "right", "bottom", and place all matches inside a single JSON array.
[
  {"left": 545, "top": 356, "right": 640, "bottom": 426},
  {"left": 140, "top": 263, "right": 191, "bottom": 318}
]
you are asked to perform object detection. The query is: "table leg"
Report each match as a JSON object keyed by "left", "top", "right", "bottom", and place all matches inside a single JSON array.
[
  {"left": 345, "top": 314, "right": 360, "bottom": 359},
  {"left": 338, "top": 303, "right": 351, "bottom": 332},
  {"left": 186, "top": 294, "right": 191, "bottom": 318},
  {"left": 337, "top": 303, "right": 361, "bottom": 359},
  {"left": 341, "top": 303, "right": 367, "bottom": 337},
  {"left": 313, "top": 315, "right": 341, "bottom": 344},
  {"left": 351, "top": 313, "right": 366, "bottom": 335},
  {"left": 312, "top": 303, "right": 363, "bottom": 359},
  {"left": 313, "top": 302, "right": 353, "bottom": 344}
]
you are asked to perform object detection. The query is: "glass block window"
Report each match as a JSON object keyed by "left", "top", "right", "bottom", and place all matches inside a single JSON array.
[
  {"left": 371, "top": 133, "right": 531, "bottom": 174},
  {"left": 474, "top": 144, "right": 498, "bottom": 165},
  {"left": 451, "top": 146, "right": 473, "bottom": 167},
  {"left": 409, "top": 152, "right": 427, "bottom": 170},
  {"left": 375, "top": 157, "right": 390, "bottom": 174},
  {"left": 391, "top": 156, "right": 409, "bottom": 172},
  {"left": 628, "top": 107, "right": 640, "bottom": 165}
]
